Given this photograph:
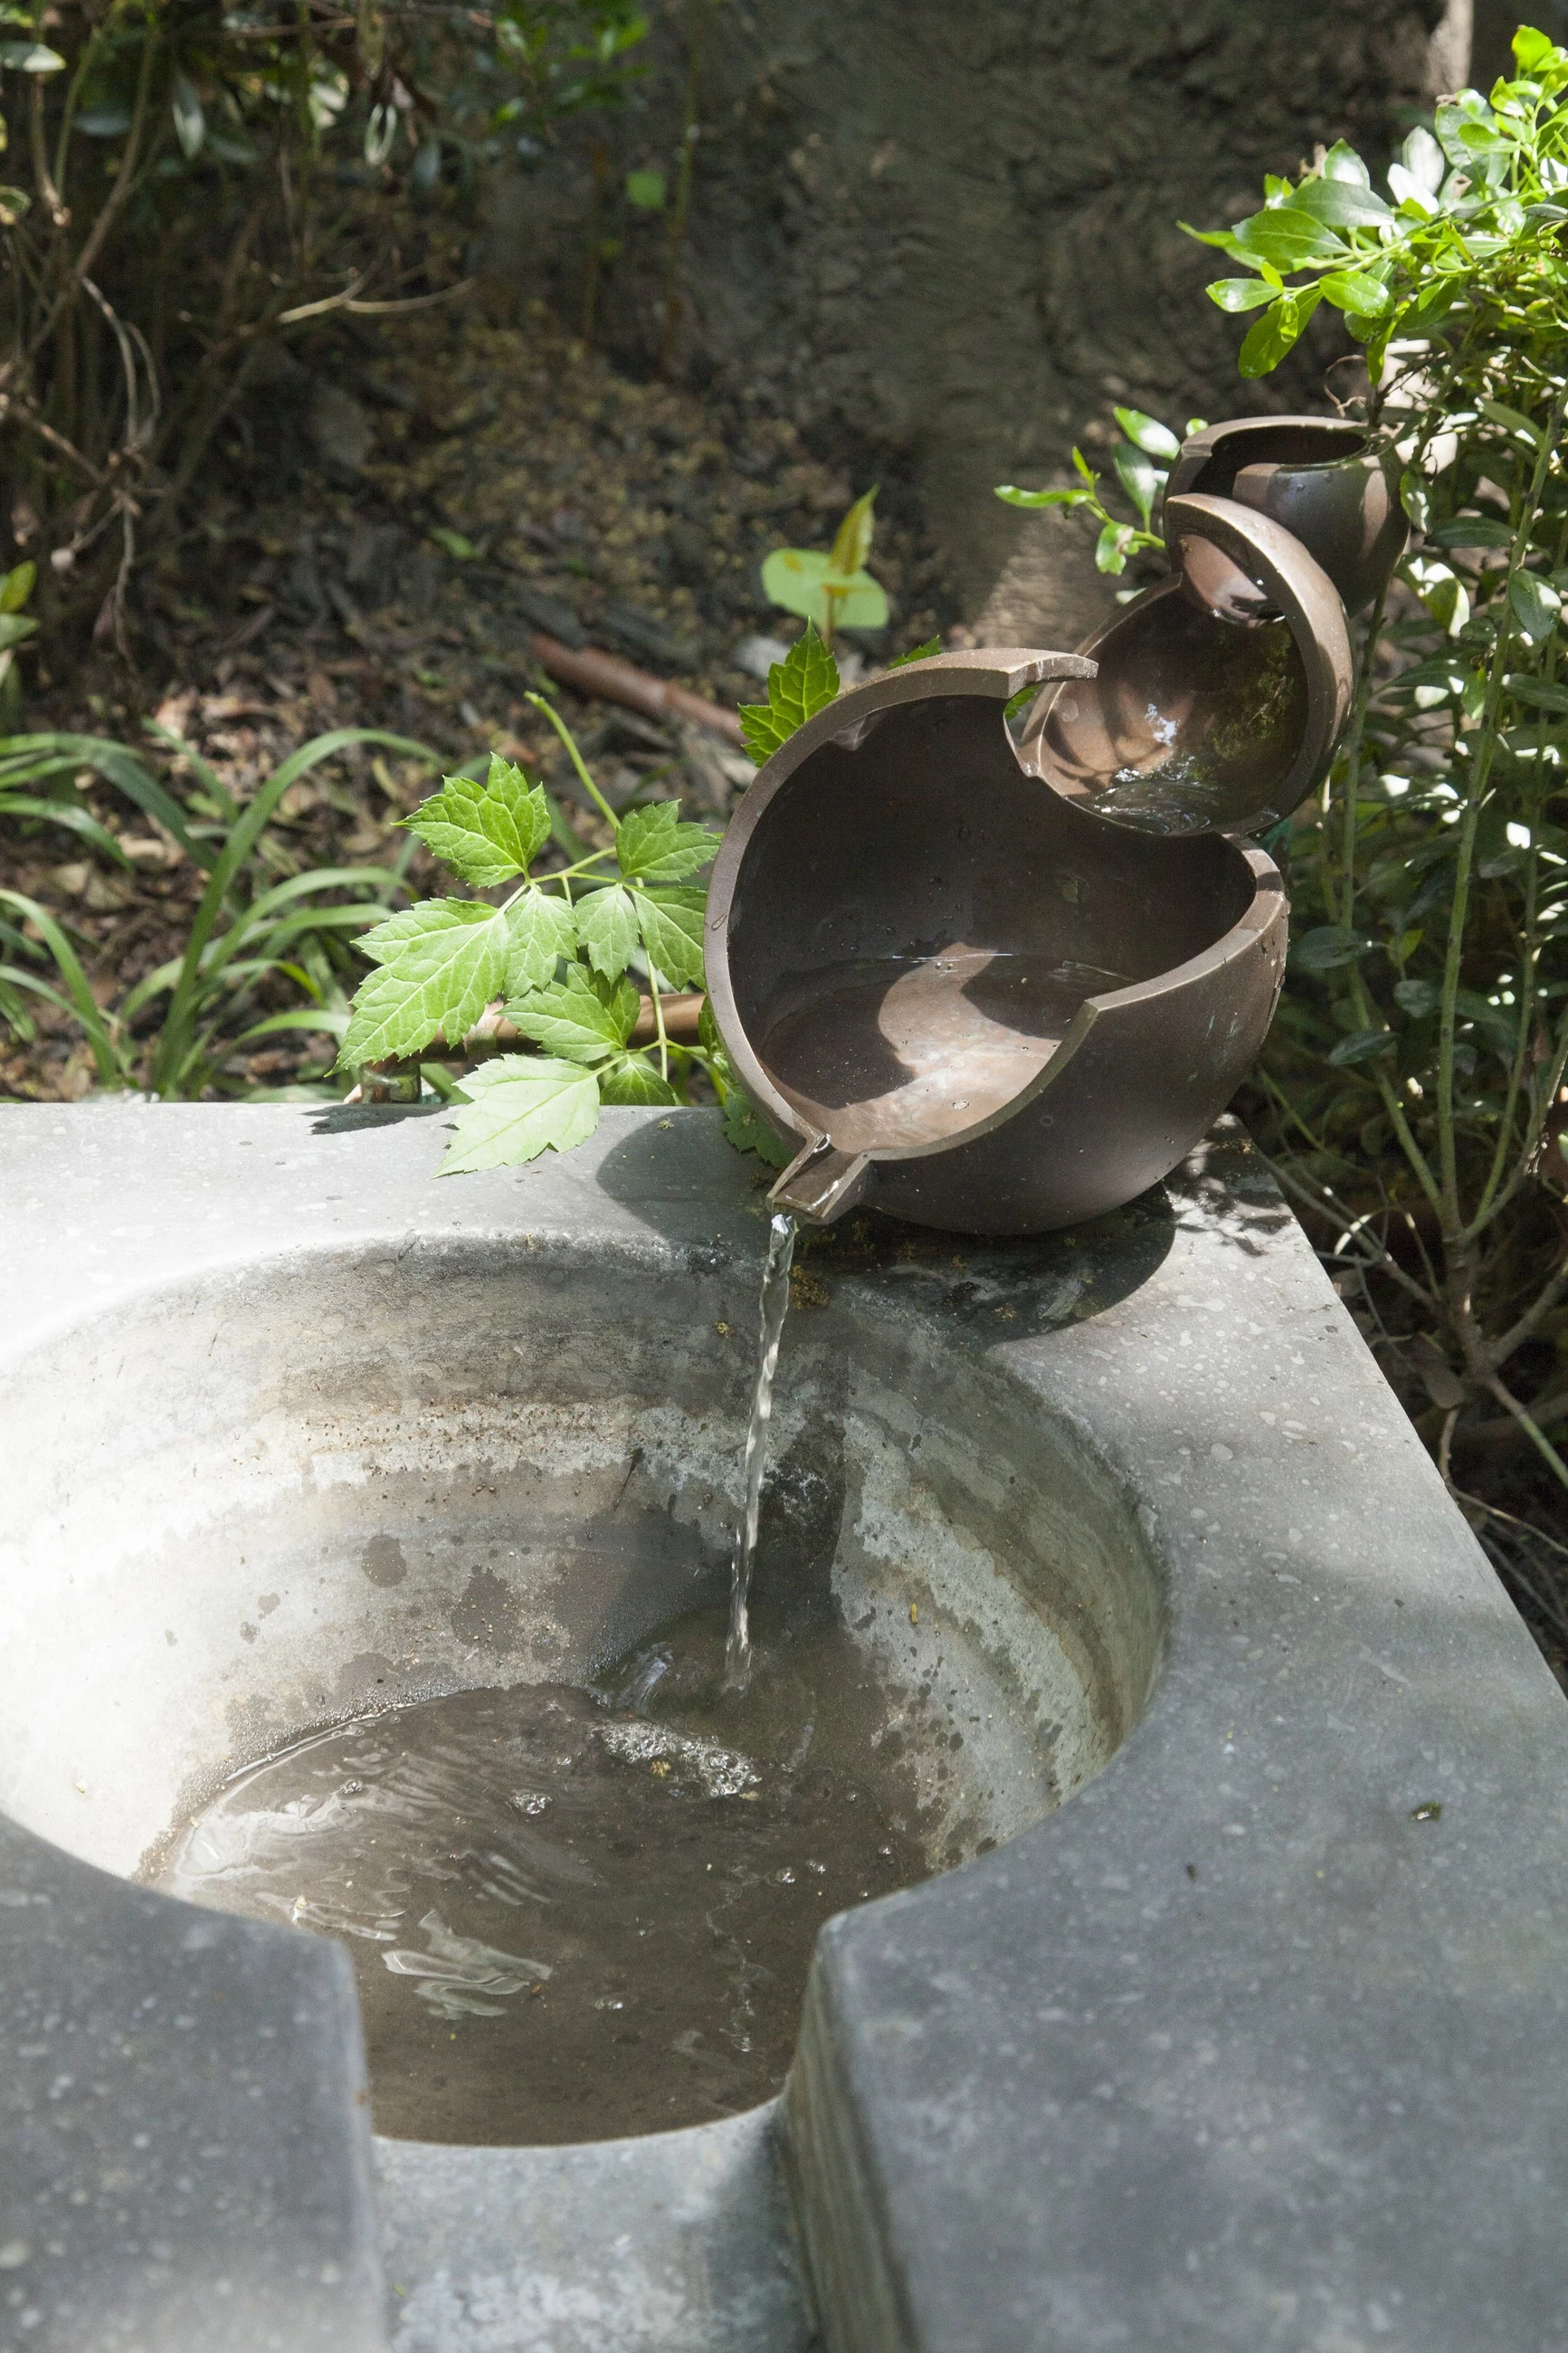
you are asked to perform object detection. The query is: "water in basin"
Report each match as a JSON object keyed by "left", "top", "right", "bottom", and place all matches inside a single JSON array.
[{"left": 154, "top": 1596, "right": 943, "bottom": 2143}]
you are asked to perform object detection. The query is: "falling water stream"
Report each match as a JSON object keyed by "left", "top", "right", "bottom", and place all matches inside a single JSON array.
[{"left": 724, "top": 1210, "right": 797, "bottom": 1688}]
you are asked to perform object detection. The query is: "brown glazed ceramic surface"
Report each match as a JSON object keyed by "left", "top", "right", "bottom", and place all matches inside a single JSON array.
[
  {"left": 704, "top": 650, "right": 1289, "bottom": 1234},
  {"left": 1165, "top": 413, "right": 1407, "bottom": 615},
  {"left": 1021, "top": 493, "right": 1354, "bottom": 838}
]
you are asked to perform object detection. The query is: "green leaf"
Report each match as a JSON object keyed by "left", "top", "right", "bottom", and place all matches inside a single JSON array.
[
  {"left": 1400, "top": 472, "right": 1430, "bottom": 530},
  {"left": 1111, "top": 407, "right": 1181, "bottom": 462},
  {"left": 1289, "top": 176, "right": 1390, "bottom": 229},
  {"left": 829, "top": 487, "right": 879, "bottom": 579},
  {"left": 737, "top": 624, "right": 841, "bottom": 765},
  {"left": 340, "top": 900, "right": 506, "bottom": 1066},
  {"left": 1327, "top": 1027, "right": 1397, "bottom": 1065},
  {"left": 993, "top": 483, "right": 1095, "bottom": 509},
  {"left": 1094, "top": 520, "right": 1133, "bottom": 574},
  {"left": 1290, "top": 925, "right": 1373, "bottom": 972},
  {"left": 1318, "top": 269, "right": 1392, "bottom": 317},
  {"left": 438, "top": 1054, "right": 600, "bottom": 1174},
  {"left": 1238, "top": 288, "right": 1323, "bottom": 378},
  {"left": 1206, "top": 276, "right": 1280, "bottom": 313},
  {"left": 1230, "top": 205, "right": 1349, "bottom": 269},
  {"left": 0, "top": 185, "right": 29, "bottom": 225},
  {"left": 760, "top": 546, "right": 889, "bottom": 634},
  {"left": 1428, "top": 515, "right": 1514, "bottom": 548},
  {"left": 722, "top": 1085, "right": 793, "bottom": 1166},
  {"left": 1509, "top": 570, "right": 1561, "bottom": 644},
  {"left": 430, "top": 526, "right": 480, "bottom": 560},
  {"left": 1513, "top": 24, "right": 1556, "bottom": 70},
  {"left": 599, "top": 1053, "right": 680, "bottom": 1106},
  {"left": 1112, "top": 443, "right": 1162, "bottom": 526},
  {"left": 0, "top": 41, "right": 65, "bottom": 70},
  {"left": 1478, "top": 398, "right": 1541, "bottom": 447},
  {"left": 0, "top": 559, "right": 34, "bottom": 614},
  {"left": 632, "top": 884, "right": 707, "bottom": 986},
  {"left": 404, "top": 755, "right": 550, "bottom": 886},
  {"left": 171, "top": 69, "right": 204, "bottom": 158},
  {"left": 504, "top": 968, "right": 638, "bottom": 1063},
  {"left": 0, "top": 613, "right": 37, "bottom": 651},
  {"left": 616, "top": 801, "right": 715, "bottom": 883},
  {"left": 1320, "top": 139, "right": 1372, "bottom": 186},
  {"left": 889, "top": 636, "right": 942, "bottom": 667},
  {"left": 504, "top": 888, "right": 576, "bottom": 994},
  {"left": 576, "top": 881, "right": 640, "bottom": 976},
  {"left": 625, "top": 167, "right": 666, "bottom": 210},
  {"left": 1504, "top": 674, "right": 1568, "bottom": 714},
  {"left": 1394, "top": 976, "right": 1443, "bottom": 1019}
]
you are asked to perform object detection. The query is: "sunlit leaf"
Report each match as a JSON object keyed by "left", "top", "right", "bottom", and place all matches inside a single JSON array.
[
  {"left": 438, "top": 1054, "right": 600, "bottom": 1173},
  {"left": 632, "top": 884, "right": 706, "bottom": 986},
  {"left": 404, "top": 755, "right": 550, "bottom": 885},
  {"left": 615, "top": 800, "right": 715, "bottom": 883},
  {"left": 575, "top": 881, "right": 639, "bottom": 976},
  {"left": 503, "top": 888, "right": 576, "bottom": 994},
  {"left": 1111, "top": 406, "right": 1181, "bottom": 461},
  {"left": 737, "top": 624, "right": 840, "bottom": 765},
  {"left": 599, "top": 1053, "right": 679, "bottom": 1105},
  {"left": 503, "top": 967, "right": 638, "bottom": 1063},
  {"left": 339, "top": 900, "right": 506, "bottom": 1065}
]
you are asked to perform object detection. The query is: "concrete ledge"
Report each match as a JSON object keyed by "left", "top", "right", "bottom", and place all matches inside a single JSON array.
[{"left": 0, "top": 1102, "right": 1562, "bottom": 2353}]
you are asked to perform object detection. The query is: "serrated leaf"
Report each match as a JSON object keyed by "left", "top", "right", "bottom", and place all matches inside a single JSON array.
[
  {"left": 504, "top": 968, "right": 639, "bottom": 1063},
  {"left": 889, "top": 636, "right": 942, "bottom": 667},
  {"left": 340, "top": 900, "right": 507, "bottom": 1065},
  {"left": 722, "top": 1085, "right": 793, "bottom": 1166},
  {"left": 576, "top": 881, "right": 639, "bottom": 976},
  {"left": 504, "top": 888, "right": 576, "bottom": 994},
  {"left": 737, "top": 624, "right": 841, "bottom": 766},
  {"left": 1290, "top": 925, "right": 1374, "bottom": 973},
  {"left": 437, "top": 1054, "right": 600, "bottom": 1174},
  {"left": 616, "top": 801, "right": 715, "bottom": 884},
  {"left": 404, "top": 756, "right": 550, "bottom": 886},
  {"left": 599, "top": 1053, "right": 680, "bottom": 1106},
  {"left": 1111, "top": 406, "right": 1181, "bottom": 461},
  {"left": 632, "top": 885, "right": 707, "bottom": 986}
]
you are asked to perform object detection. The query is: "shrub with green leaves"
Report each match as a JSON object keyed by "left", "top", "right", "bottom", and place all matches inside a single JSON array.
[
  {"left": 1184, "top": 28, "right": 1568, "bottom": 1519},
  {"left": 996, "top": 406, "right": 1203, "bottom": 578},
  {"left": 346, "top": 647, "right": 845, "bottom": 1172}
]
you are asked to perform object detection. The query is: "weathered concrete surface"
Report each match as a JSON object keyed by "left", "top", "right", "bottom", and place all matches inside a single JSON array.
[
  {"left": 375, "top": 2107, "right": 812, "bottom": 2351},
  {"left": 0, "top": 1100, "right": 1563, "bottom": 2353}
]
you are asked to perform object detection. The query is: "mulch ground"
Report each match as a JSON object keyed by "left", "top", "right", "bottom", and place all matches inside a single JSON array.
[{"left": 0, "top": 295, "right": 949, "bottom": 1100}]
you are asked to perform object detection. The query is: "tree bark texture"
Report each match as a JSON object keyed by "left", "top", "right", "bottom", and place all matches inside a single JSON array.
[{"left": 492, "top": 0, "right": 1458, "bottom": 643}]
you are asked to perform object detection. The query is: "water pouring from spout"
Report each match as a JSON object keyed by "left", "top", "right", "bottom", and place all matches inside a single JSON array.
[{"left": 726, "top": 1211, "right": 797, "bottom": 1689}]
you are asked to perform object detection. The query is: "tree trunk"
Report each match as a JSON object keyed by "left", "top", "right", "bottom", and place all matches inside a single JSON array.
[{"left": 492, "top": 0, "right": 1459, "bottom": 643}]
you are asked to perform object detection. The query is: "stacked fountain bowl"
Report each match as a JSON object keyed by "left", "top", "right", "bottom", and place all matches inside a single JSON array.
[{"left": 706, "top": 415, "right": 1409, "bottom": 1235}]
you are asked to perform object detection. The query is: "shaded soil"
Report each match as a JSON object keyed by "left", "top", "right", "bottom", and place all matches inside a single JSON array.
[{"left": 1, "top": 297, "right": 948, "bottom": 1101}]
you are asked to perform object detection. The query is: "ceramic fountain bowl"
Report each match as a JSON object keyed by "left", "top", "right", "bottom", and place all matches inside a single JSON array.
[
  {"left": 1164, "top": 412, "right": 1407, "bottom": 615},
  {"left": 705, "top": 500, "right": 1353, "bottom": 1236}
]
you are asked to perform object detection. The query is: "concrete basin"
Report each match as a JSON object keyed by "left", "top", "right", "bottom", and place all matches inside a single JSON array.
[{"left": 0, "top": 1103, "right": 1564, "bottom": 2353}]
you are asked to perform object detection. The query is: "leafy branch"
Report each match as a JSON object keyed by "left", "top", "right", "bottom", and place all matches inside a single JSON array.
[
  {"left": 343, "top": 632, "right": 844, "bottom": 1172},
  {"left": 994, "top": 407, "right": 1201, "bottom": 576}
]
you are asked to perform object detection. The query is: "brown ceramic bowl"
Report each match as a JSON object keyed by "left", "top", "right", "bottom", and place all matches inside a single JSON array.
[
  {"left": 1165, "top": 414, "right": 1407, "bottom": 616},
  {"left": 705, "top": 649, "right": 1291, "bottom": 1234}
]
